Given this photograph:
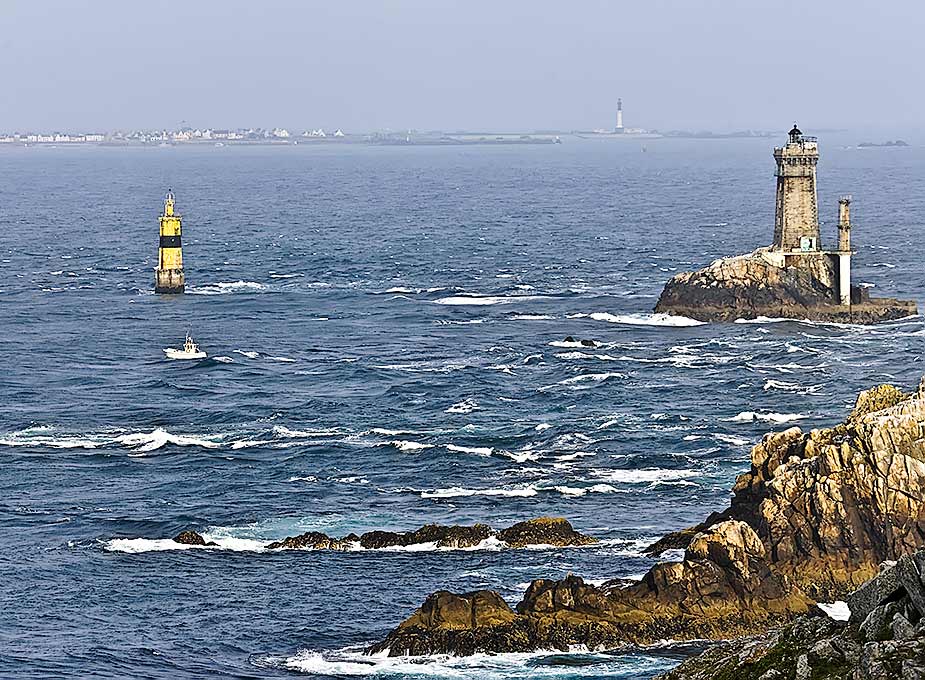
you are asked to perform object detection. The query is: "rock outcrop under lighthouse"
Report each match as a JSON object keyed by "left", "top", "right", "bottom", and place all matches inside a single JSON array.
[{"left": 654, "top": 247, "right": 917, "bottom": 324}]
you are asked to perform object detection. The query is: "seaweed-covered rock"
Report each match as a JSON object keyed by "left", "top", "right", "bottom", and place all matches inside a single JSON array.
[
  {"left": 266, "top": 531, "right": 356, "bottom": 551},
  {"left": 496, "top": 517, "right": 596, "bottom": 548}
]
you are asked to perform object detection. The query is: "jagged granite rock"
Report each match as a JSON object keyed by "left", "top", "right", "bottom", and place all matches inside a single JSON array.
[
  {"left": 496, "top": 517, "right": 597, "bottom": 548},
  {"left": 172, "top": 530, "right": 217, "bottom": 547},
  {"left": 359, "top": 523, "right": 493, "bottom": 549},
  {"left": 265, "top": 531, "right": 359, "bottom": 551},
  {"left": 370, "top": 520, "right": 815, "bottom": 656},
  {"left": 649, "top": 379, "right": 925, "bottom": 601},
  {"left": 369, "top": 379, "right": 925, "bottom": 657},
  {"left": 263, "top": 517, "right": 594, "bottom": 552},
  {"left": 658, "top": 548, "right": 925, "bottom": 680},
  {"left": 654, "top": 248, "right": 917, "bottom": 323}
]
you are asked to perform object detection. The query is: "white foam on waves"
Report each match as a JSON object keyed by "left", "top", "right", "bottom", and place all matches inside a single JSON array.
[
  {"left": 568, "top": 312, "right": 705, "bottom": 327},
  {"left": 434, "top": 294, "right": 547, "bottom": 306},
  {"left": 763, "top": 379, "right": 822, "bottom": 395},
  {"left": 188, "top": 281, "right": 266, "bottom": 295},
  {"left": 115, "top": 429, "right": 221, "bottom": 453},
  {"left": 279, "top": 646, "right": 667, "bottom": 678},
  {"left": 446, "top": 398, "right": 479, "bottom": 414},
  {"left": 726, "top": 411, "right": 806, "bottom": 424},
  {"left": 388, "top": 440, "right": 435, "bottom": 452},
  {"left": 592, "top": 468, "right": 699, "bottom": 484}
]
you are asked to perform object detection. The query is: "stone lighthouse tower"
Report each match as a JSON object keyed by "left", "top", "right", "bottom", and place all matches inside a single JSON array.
[{"left": 772, "top": 124, "right": 820, "bottom": 251}]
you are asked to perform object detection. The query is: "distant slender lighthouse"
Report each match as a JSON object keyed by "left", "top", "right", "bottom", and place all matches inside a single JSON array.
[
  {"left": 155, "top": 190, "right": 184, "bottom": 294},
  {"left": 615, "top": 98, "right": 624, "bottom": 133}
]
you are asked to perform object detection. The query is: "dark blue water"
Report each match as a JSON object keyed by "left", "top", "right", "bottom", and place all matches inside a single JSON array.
[{"left": 1, "top": 138, "right": 922, "bottom": 679}]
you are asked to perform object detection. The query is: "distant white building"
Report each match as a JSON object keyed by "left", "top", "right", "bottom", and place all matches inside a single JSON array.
[
  {"left": 0, "top": 135, "right": 15, "bottom": 143},
  {"left": 272, "top": 128, "right": 290, "bottom": 138},
  {"left": 334, "top": 129, "right": 345, "bottom": 137},
  {"left": 85, "top": 133, "right": 105, "bottom": 142}
]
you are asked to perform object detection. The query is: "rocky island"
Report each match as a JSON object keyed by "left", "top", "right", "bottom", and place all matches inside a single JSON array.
[
  {"left": 654, "top": 125, "right": 917, "bottom": 323},
  {"left": 367, "top": 378, "right": 925, "bottom": 676}
]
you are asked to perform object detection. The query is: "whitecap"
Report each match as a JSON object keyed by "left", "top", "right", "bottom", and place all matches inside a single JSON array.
[
  {"left": 422, "top": 485, "right": 538, "bottom": 499},
  {"left": 272, "top": 426, "right": 345, "bottom": 438},
  {"left": 712, "top": 433, "right": 750, "bottom": 446},
  {"left": 592, "top": 468, "right": 699, "bottom": 484},
  {"left": 388, "top": 440, "right": 434, "bottom": 452},
  {"left": 446, "top": 398, "right": 479, "bottom": 414},
  {"left": 233, "top": 350, "right": 260, "bottom": 359},
  {"left": 103, "top": 533, "right": 266, "bottom": 553},
  {"left": 370, "top": 428, "right": 424, "bottom": 436},
  {"left": 445, "top": 444, "right": 494, "bottom": 456},
  {"left": 269, "top": 273, "right": 303, "bottom": 278},
  {"left": 763, "top": 379, "right": 822, "bottom": 395},
  {"left": 725, "top": 411, "right": 806, "bottom": 424},
  {"left": 213, "top": 356, "right": 234, "bottom": 363},
  {"left": 188, "top": 280, "right": 266, "bottom": 295},
  {"left": 434, "top": 294, "right": 546, "bottom": 306},
  {"left": 512, "top": 314, "right": 554, "bottom": 320},
  {"left": 115, "top": 428, "right": 221, "bottom": 453},
  {"left": 267, "top": 356, "right": 296, "bottom": 363},
  {"left": 569, "top": 312, "right": 705, "bottom": 327}
]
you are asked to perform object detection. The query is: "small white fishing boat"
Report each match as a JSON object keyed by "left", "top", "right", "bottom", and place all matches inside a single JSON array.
[{"left": 163, "top": 334, "right": 207, "bottom": 360}]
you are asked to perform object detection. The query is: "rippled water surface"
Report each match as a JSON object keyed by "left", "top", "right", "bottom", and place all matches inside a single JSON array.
[{"left": 1, "top": 138, "right": 923, "bottom": 678}]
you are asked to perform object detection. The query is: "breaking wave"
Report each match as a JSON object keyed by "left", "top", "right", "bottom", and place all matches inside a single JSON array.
[
  {"left": 187, "top": 281, "right": 267, "bottom": 295},
  {"left": 725, "top": 411, "right": 806, "bottom": 424},
  {"left": 268, "top": 645, "right": 681, "bottom": 678},
  {"left": 568, "top": 312, "right": 705, "bottom": 327}
]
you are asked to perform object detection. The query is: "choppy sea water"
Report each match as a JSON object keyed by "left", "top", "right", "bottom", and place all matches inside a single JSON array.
[{"left": 1, "top": 137, "right": 923, "bottom": 679}]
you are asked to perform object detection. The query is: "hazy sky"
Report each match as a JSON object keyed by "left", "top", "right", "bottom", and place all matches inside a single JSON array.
[{"left": 1, "top": 0, "right": 919, "bottom": 133}]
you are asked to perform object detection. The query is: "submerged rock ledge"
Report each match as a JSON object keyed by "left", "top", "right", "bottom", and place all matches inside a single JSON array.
[
  {"left": 368, "top": 379, "right": 925, "bottom": 657},
  {"left": 172, "top": 516, "right": 596, "bottom": 552},
  {"left": 654, "top": 248, "right": 917, "bottom": 324}
]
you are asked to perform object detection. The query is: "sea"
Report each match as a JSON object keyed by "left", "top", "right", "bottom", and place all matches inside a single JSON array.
[{"left": 1, "top": 135, "right": 923, "bottom": 679}]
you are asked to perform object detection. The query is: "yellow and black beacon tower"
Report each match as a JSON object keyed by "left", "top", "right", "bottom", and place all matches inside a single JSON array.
[{"left": 155, "top": 189, "right": 184, "bottom": 294}]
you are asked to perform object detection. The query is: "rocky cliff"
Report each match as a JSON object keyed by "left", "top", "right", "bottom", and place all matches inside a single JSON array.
[
  {"left": 653, "top": 248, "right": 917, "bottom": 323},
  {"left": 368, "top": 379, "right": 925, "bottom": 657}
]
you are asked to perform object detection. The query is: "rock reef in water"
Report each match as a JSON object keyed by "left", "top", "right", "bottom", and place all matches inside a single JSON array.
[
  {"left": 658, "top": 551, "right": 925, "bottom": 680},
  {"left": 654, "top": 248, "right": 917, "bottom": 324},
  {"left": 172, "top": 530, "right": 217, "bottom": 546},
  {"left": 369, "top": 379, "right": 925, "bottom": 657},
  {"left": 171, "top": 517, "right": 595, "bottom": 552}
]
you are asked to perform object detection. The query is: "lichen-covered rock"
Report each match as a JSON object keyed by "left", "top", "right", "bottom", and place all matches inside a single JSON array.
[
  {"left": 653, "top": 379, "right": 925, "bottom": 601},
  {"left": 496, "top": 517, "right": 596, "bottom": 548},
  {"left": 654, "top": 248, "right": 917, "bottom": 323},
  {"left": 658, "top": 546, "right": 925, "bottom": 680},
  {"left": 369, "top": 379, "right": 925, "bottom": 658}
]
